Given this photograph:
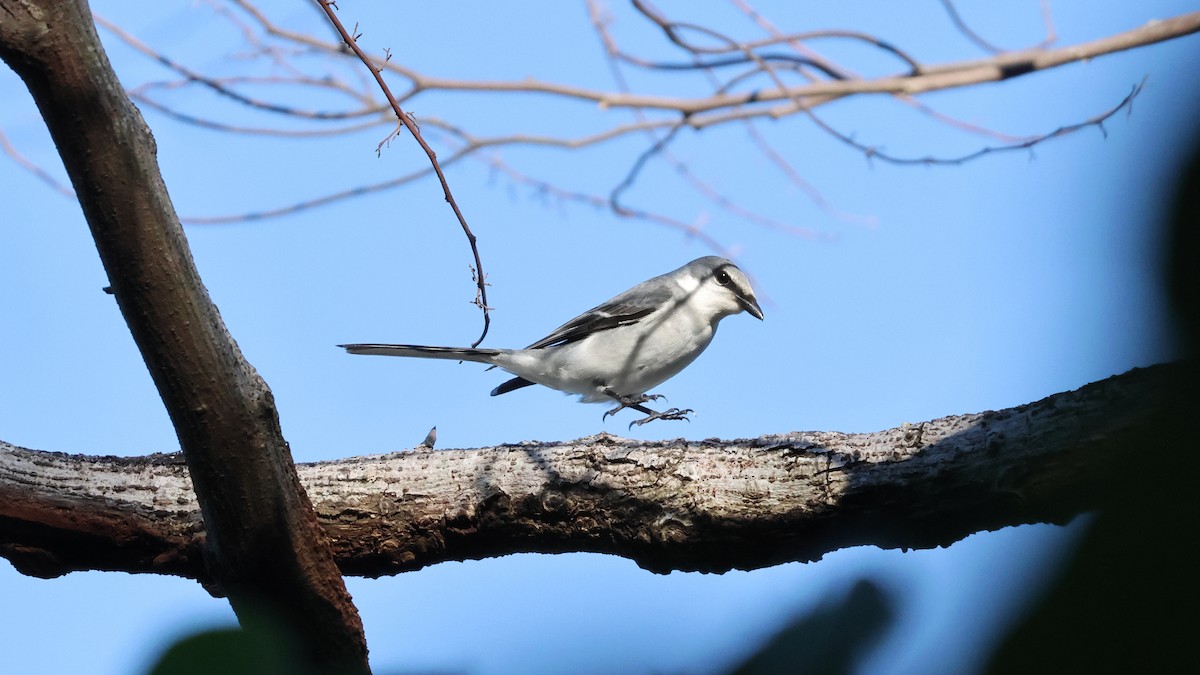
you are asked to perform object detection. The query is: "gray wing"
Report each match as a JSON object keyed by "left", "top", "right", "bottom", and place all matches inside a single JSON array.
[{"left": 524, "top": 278, "right": 674, "bottom": 350}]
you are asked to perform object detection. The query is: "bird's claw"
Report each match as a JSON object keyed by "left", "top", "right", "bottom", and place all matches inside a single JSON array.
[
  {"left": 602, "top": 390, "right": 690, "bottom": 427},
  {"left": 602, "top": 392, "right": 659, "bottom": 420},
  {"left": 628, "top": 407, "right": 693, "bottom": 429}
]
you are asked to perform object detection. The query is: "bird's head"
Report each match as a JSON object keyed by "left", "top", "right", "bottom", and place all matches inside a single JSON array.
[{"left": 679, "top": 256, "right": 764, "bottom": 321}]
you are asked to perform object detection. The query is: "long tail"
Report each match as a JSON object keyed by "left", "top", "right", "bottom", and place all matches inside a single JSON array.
[{"left": 339, "top": 343, "right": 503, "bottom": 365}]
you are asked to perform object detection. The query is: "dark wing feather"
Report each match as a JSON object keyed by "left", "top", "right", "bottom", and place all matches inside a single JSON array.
[
  {"left": 524, "top": 280, "right": 673, "bottom": 349},
  {"left": 525, "top": 303, "right": 655, "bottom": 349}
]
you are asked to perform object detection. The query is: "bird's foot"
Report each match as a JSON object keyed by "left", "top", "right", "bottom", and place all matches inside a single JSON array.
[
  {"left": 601, "top": 389, "right": 691, "bottom": 428},
  {"left": 601, "top": 391, "right": 662, "bottom": 421},
  {"left": 628, "top": 407, "right": 693, "bottom": 429}
]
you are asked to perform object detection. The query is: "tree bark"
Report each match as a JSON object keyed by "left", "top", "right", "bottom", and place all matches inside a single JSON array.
[
  {"left": 2, "top": 365, "right": 1176, "bottom": 579},
  {"left": 0, "top": 1, "right": 368, "bottom": 670}
]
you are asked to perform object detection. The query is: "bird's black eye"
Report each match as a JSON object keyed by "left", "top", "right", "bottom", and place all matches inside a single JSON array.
[{"left": 715, "top": 270, "right": 732, "bottom": 286}]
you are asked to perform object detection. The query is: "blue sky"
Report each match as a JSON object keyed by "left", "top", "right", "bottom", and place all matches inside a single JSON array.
[{"left": 2, "top": 2, "right": 1197, "bottom": 673}]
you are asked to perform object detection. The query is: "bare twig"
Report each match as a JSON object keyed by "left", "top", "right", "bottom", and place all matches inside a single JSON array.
[
  {"left": 229, "top": 1, "right": 1200, "bottom": 115},
  {"left": 131, "top": 94, "right": 387, "bottom": 137},
  {"left": 939, "top": 0, "right": 1058, "bottom": 54},
  {"left": 184, "top": 128, "right": 740, "bottom": 259},
  {"left": 728, "top": 0, "right": 1038, "bottom": 144},
  {"left": 587, "top": 1, "right": 837, "bottom": 236},
  {"left": 95, "top": 14, "right": 384, "bottom": 121},
  {"left": 314, "top": 0, "right": 491, "bottom": 347},
  {"left": 469, "top": 143, "right": 734, "bottom": 255},
  {"left": 26, "top": 2, "right": 1189, "bottom": 253},
  {"left": 0, "top": 127, "right": 75, "bottom": 197},
  {"left": 802, "top": 79, "right": 1144, "bottom": 166},
  {"left": 637, "top": 2, "right": 1149, "bottom": 166},
  {"left": 631, "top": 0, "right": 923, "bottom": 73}
]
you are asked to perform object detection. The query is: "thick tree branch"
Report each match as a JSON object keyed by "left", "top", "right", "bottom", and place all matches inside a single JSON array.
[
  {"left": 0, "top": 0, "right": 367, "bottom": 670},
  {"left": 1, "top": 365, "right": 1176, "bottom": 579}
]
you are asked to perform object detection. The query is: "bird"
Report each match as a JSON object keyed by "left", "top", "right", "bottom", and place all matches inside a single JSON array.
[{"left": 339, "top": 256, "right": 763, "bottom": 427}]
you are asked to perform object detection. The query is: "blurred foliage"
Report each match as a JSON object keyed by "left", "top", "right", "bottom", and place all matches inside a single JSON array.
[
  {"left": 984, "top": 116, "right": 1200, "bottom": 675},
  {"left": 147, "top": 607, "right": 310, "bottom": 675},
  {"left": 729, "top": 579, "right": 894, "bottom": 675}
]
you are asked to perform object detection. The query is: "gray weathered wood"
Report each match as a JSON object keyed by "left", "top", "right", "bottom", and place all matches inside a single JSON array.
[{"left": 1, "top": 365, "right": 1174, "bottom": 579}]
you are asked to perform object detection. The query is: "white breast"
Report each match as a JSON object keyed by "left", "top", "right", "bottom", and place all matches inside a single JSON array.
[{"left": 494, "top": 303, "right": 716, "bottom": 403}]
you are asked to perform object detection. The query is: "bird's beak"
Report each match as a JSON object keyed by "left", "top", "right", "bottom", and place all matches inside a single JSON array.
[{"left": 740, "top": 294, "right": 764, "bottom": 320}]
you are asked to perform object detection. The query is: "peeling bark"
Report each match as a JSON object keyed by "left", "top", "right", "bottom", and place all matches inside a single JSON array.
[{"left": 2, "top": 365, "right": 1176, "bottom": 578}]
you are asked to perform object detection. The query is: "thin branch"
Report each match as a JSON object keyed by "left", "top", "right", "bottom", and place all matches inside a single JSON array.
[
  {"left": 640, "top": 2, "right": 1148, "bottom": 167},
  {"left": 804, "top": 79, "right": 1143, "bottom": 167},
  {"left": 741, "top": 122, "right": 877, "bottom": 229},
  {"left": 131, "top": 94, "right": 388, "bottom": 137},
  {"left": 588, "top": 1, "right": 843, "bottom": 236},
  {"left": 609, "top": 122, "right": 688, "bottom": 217},
  {"left": 183, "top": 145, "right": 463, "bottom": 224},
  {"left": 0, "top": 126, "right": 75, "bottom": 197},
  {"left": 729, "top": 0, "right": 1039, "bottom": 144},
  {"left": 471, "top": 147, "right": 734, "bottom": 254},
  {"left": 227, "top": 1, "right": 1200, "bottom": 116},
  {"left": 314, "top": 0, "right": 491, "bottom": 347},
  {"left": 70, "top": 3, "right": 1197, "bottom": 246},
  {"left": 182, "top": 125, "right": 739, "bottom": 260},
  {"left": 631, "top": 0, "right": 923, "bottom": 73},
  {"left": 95, "top": 14, "right": 383, "bottom": 121},
  {"left": 939, "top": 0, "right": 1058, "bottom": 54}
]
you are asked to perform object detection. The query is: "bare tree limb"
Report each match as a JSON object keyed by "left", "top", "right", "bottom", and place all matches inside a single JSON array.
[
  {"left": 631, "top": 1, "right": 1151, "bottom": 166},
  {"left": 224, "top": 6, "right": 1197, "bottom": 114},
  {"left": 10, "top": 5, "right": 1193, "bottom": 241},
  {"left": 177, "top": 8, "right": 1200, "bottom": 227},
  {"left": 0, "top": 0, "right": 368, "bottom": 670},
  {"left": 587, "top": 1, "right": 847, "bottom": 235},
  {"left": 1, "top": 364, "right": 1176, "bottom": 579},
  {"left": 726, "top": 0, "right": 1043, "bottom": 145}
]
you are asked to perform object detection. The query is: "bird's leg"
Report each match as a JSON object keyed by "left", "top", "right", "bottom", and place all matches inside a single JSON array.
[
  {"left": 627, "top": 406, "right": 694, "bottom": 428},
  {"left": 601, "top": 389, "right": 660, "bottom": 419},
  {"left": 602, "top": 389, "right": 693, "bottom": 428}
]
